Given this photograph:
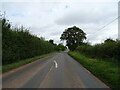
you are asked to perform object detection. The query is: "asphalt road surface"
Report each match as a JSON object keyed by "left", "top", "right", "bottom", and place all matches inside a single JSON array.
[{"left": 2, "top": 52, "right": 109, "bottom": 88}]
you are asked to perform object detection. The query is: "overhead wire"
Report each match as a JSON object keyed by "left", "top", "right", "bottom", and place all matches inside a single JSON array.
[{"left": 87, "top": 15, "right": 120, "bottom": 40}]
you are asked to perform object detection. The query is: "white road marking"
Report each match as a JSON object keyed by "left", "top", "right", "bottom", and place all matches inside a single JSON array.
[{"left": 54, "top": 60, "right": 58, "bottom": 68}]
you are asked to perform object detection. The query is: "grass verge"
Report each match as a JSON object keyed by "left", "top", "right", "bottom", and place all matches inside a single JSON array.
[
  {"left": 68, "top": 51, "right": 119, "bottom": 89},
  {"left": 2, "top": 52, "right": 57, "bottom": 73}
]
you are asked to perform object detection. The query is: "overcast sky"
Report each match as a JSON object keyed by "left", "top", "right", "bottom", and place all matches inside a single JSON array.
[{"left": 1, "top": 0, "right": 119, "bottom": 45}]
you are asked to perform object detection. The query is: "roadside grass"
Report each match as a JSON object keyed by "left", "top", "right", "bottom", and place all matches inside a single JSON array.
[
  {"left": 2, "top": 52, "right": 57, "bottom": 73},
  {"left": 68, "top": 51, "right": 119, "bottom": 89}
]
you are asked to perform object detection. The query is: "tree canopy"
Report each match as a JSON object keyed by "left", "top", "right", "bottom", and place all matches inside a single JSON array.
[
  {"left": 49, "top": 39, "right": 54, "bottom": 45},
  {"left": 60, "top": 26, "right": 86, "bottom": 51}
]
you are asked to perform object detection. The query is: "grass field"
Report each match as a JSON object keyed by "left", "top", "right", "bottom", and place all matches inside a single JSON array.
[
  {"left": 2, "top": 52, "right": 56, "bottom": 73},
  {"left": 68, "top": 51, "right": 119, "bottom": 89}
]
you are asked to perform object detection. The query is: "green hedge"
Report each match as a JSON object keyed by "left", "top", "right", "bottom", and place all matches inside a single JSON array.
[
  {"left": 2, "top": 18, "right": 55, "bottom": 65},
  {"left": 76, "top": 39, "right": 120, "bottom": 62},
  {"left": 68, "top": 51, "right": 119, "bottom": 89}
]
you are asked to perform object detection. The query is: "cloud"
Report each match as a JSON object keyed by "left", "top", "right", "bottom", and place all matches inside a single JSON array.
[
  {"left": 87, "top": 21, "right": 118, "bottom": 45},
  {"left": 55, "top": 3, "right": 117, "bottom": 25},
  {"left": 1, "top": 1, "right": 118, "bottom": 45}
]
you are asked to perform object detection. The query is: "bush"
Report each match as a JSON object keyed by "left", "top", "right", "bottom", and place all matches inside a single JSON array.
[
  {"left": 76, "top": 39, "right": 120, "bottom": 62},
  {"left": 2, "top": 18, "right": 56, "bottom": 65},
  {"left": 68, "top": 51, "right": 120, "bottom": 89}
]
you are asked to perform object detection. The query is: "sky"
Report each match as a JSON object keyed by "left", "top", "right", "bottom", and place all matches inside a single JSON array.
[{"left": 1, "top": 0, "right": 120, "bottom": 45}]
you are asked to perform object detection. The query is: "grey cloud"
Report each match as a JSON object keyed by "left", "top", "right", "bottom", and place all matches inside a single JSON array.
[
  {"left": 50, "top": 31, "right": 62, "bottom": 36},
  {"left": 30, "top": 24, "right": 55, "bottom": 33},
  {"left": 2, "top": 2, "right": 118, "bottom": 45},
  {"left": 55, "top": 9, "right": 116, "bottom": 25}
]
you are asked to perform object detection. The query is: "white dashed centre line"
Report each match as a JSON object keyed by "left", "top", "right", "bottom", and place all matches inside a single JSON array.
[{"left": 54, "top": 60, "right": 58, "bottom": 68}]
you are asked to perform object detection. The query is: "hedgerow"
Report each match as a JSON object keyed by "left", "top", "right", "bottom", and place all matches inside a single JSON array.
[
  {"left": 2, "top": 18, "right": 56, "bottom": 65},
  {"left": 76, "top": 39, "right": 120, "bottom": 62}
]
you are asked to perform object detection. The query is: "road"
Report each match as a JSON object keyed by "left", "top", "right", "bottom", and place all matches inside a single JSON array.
[{"left": 2, "top": 52, "right": 109, "bottom": 88}]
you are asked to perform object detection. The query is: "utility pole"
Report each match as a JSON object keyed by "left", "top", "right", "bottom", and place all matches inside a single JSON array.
[{"left": 118, "top": 1, "right": 120, "bottom": 40}]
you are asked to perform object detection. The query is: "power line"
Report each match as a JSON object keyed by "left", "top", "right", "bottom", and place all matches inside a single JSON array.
[{"left": 88, "top": 16, "right": 120, "bottom": 40}]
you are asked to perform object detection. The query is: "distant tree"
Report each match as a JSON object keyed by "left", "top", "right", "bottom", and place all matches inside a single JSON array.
[
  {"left": 49, "top": 39, "right": 54, "bottom": 45},
  {"left": 60, "top": 26, "right": 86, "bottom": 51},
  {"left": 40, "top": 37, "right": 45, "bottom": 40},
  {"left": 56, "top": 43, "right": 67, "bottom": 51},
  {"left": 104, "top": 38, "right": 115, "bottom": 43}
]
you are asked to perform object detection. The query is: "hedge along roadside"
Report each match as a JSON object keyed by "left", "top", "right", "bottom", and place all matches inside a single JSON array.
[
  {"left": 68, "top": 51, "right": 119, "bottom": 89},
  {"left": 2, "top": 52, "right": 57, "bottom": 73},
  {"left": 2, "top": 18, "right": 56, "bottom": 65}
]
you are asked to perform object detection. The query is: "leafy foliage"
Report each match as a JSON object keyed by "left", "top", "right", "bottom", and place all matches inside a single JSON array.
[
  {"left": 55, "top": 43, "right": 67, "bottom": 51},
  {"left": 2, "top": 18, "right": 57, "bottom": 65},
  {"left": 68, "top": 51, "right": 120, "bottom": 89},
  {"left": 60, "top": 26, "right": 86, "bottom": 51},
  {"left": 76, "top": 38, "right": 120, "bottom": 62},
  {"left": 49, "top": 39, "right": 54, "bottom": 45}
]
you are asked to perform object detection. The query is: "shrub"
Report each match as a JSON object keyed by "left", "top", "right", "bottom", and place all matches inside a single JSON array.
[
  {"left": 76, "top": 39, "right": 120, "bottom": 62},
  {"left": 2, "top": 18, "right": 56, "bottom": 65}
]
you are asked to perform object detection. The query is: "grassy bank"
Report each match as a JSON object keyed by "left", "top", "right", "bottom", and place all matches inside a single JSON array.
[
  {"left": 68, "top": 51, "right": 119, "bottom": 89},
  {"left": 2, "top": 52, "right": 56, "bottom": 73}
]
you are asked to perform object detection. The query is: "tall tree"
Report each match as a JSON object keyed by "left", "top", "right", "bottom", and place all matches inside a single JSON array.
[{"left": 60, "top": 26, "right": 86, "bottom": 51}]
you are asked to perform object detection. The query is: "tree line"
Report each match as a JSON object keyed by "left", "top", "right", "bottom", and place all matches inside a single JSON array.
[
  {"left": 76, "top": 39, "right": 120, "bottom": 62},
  {"left": 2, "top": 17, "right": 66, "bottom": 65},
  {"left": 60, "top": 26, "right": 120, "bottom": 62}
]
